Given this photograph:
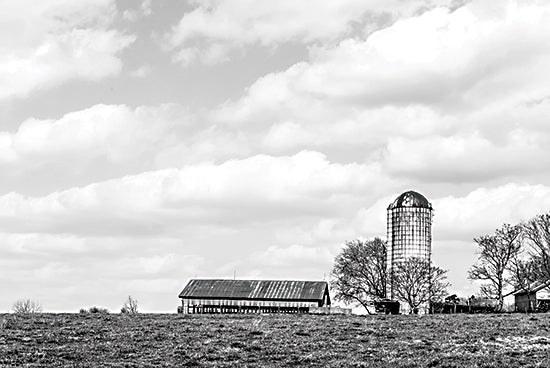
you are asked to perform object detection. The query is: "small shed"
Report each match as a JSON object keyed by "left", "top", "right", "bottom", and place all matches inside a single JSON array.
[
  {"left": 512, "top": 280, "right": 550, "bottom": 312},
  {"left": 178, "top": 279, "right": 330, "bottom": 314}
]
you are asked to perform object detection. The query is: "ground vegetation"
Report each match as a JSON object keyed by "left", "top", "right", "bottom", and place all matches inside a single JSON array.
[{"left": 0, "top": 313, "right": 549, "bottom": 367}]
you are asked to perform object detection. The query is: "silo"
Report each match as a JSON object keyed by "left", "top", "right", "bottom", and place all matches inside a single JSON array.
[{"left": 386, "top": 190, "right": 433, "bottom": 301}]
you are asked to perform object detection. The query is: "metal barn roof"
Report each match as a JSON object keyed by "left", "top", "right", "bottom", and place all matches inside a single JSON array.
[
  {"left": 508, "top": 279, "right": 550, "bottom": 296},
  {"left": 179, "top": 279, "right": 329, "bottom": 301}
]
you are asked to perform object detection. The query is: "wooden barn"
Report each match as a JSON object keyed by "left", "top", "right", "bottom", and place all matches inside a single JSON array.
[
  {"left": 512, "top": 280, "right": 550, "bottom": 312},
  {"left": 178, "top": 279, "right": 330, "bottom": 314}
]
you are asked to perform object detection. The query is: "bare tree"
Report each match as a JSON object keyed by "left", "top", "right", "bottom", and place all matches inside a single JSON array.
[
  {"left": 468, "top": 223, "right": 522, "bottom": 311},
  {"left": 392, "top": 257, "right": 449, "bottom": 313},
  {"left": 523, "top": 213, "right": 550, "bottom": 281},
  {"left": 121, "top": 295, "right": 139, "bottom": 314},
  {"left": 331, "top": 238, "right": 387, "bottom": 313},
  {"left": 509, "top": 256, "right": 539, "bottom": 312},
  {"left": 12, "top": 299, "right": 42, "bottom": 314}
]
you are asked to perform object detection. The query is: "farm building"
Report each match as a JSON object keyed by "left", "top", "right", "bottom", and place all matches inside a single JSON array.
[
  {"left": 386, "top": 190, "right": 433, "bottom": 314},
  {"left": 511, "top": 281, "right": 550, "bottom": 312},
  {"left": 178, "top": 279, "right": 330, "bottom": 314}
]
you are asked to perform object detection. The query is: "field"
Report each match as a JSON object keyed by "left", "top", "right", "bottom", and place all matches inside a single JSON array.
[{"left": 1, "top": 313, "right": 550, "bottom": 367}]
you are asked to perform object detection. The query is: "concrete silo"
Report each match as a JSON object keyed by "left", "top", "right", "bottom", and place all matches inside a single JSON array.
[{"left": 386, "top": 190, "right": 433, "bottom": 301}]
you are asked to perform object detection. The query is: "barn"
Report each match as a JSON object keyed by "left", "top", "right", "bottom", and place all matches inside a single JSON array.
[
  {"left": 512, "top": 280, "right": 550, "bottom": 312},
  {"left": 178, "top": 279, "right": 331, "bottom": 314}
]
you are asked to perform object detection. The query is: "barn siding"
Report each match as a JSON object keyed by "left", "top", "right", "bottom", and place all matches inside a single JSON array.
[{"left": 515, "top": 293, "right": 536, "bottom": 312}]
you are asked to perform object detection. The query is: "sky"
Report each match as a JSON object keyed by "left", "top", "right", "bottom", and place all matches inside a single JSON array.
[{"left": 2, "top": 0, "right": 550, "bottom": 313}]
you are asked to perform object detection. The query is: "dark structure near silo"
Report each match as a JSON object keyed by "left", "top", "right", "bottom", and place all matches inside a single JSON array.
[
  {"left": 386, "top": 191, "right": 433, "bottom": 305},
  {"left": 178, "top": 279, "right": 330, "bottom": 314}
]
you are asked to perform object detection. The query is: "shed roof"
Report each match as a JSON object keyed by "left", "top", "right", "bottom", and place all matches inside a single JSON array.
[
  {"left": 507, "top": 279, "right": 550, "bottom": 296},
  {"left": 179, "top": 279, "right": 329, "bottom": 301}
]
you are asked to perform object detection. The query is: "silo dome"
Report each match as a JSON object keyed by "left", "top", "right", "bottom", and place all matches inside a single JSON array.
[{"left": 388, "top": 190, "right": 432, "bottom": 210}]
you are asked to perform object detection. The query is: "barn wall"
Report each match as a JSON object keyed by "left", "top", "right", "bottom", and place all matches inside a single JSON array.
[
  {"left": 182, "top": 299, "right": 317, "bottom": 308},
  {"left": 537, "top": 288, "right": 550, "bottom": 300},
  {"left": 515, "top": 293, "right": 536, "bottom": 312},
  {"left": 180, "top": 298, "right": 321, "bottom": 313}
]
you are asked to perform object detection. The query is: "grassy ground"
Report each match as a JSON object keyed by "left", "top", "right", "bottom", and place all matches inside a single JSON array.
[{"left": 1, "top": 313, "right": 549, "bottom": 367}]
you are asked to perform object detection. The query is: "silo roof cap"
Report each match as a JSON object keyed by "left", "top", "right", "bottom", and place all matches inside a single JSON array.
[{"left": 388, "top": 190, "right": 433, "bottom": 210}]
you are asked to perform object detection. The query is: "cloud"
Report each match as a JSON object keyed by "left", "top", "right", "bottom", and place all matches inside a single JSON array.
[
  {"left": 122, "top": 0, "right": 153, "bottom": 21},
  {"left": 0, "top": 0, "right": 135, "bottom": 100},
  {"left": 0, "top": 151, "right": 387, "bottom": 236},
  {"left": 129, "top": 65, "right": 153, "bottom": 78},
  {"left": 288, "top": 2, "right": 550, "bottom": 108},
  {"left": 214, "top": 0, "right": 550, "bottom": 112},
  {"left": 0, "top": 104, "right": 194, "bottom": 192},
  {"left": 383, "top": 124, "right": 550, "bottom": 182},
  {"left": 209, "top": 0, "right": 550, "bottom": 183},
  {"left": 164, "top": 0, "right": 456, "bottom": 65},
  {"left": 247, "top": 244, "right": 335, "bottom": 280},
  {"left": 433, "top": 183, "right": 550, "bottom": 241}
]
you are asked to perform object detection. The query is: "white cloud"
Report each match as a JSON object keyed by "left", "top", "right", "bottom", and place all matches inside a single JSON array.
[
  {"left": 246, "top": 244, "right": 335, "bottom": 280},
  {"left": 0, "top": 0, "right": 135, "bottom": 99},
  {"left": 383, "top": 126, "right": 550, "bottom": 182},
  {"left": 214, "top": 0, "right": 550, "bottom": 111},
  {"left": 122, "top": 0, "right": 153, "bottom": 21},
  {"left": 1, "top": 104, "right": 191, "bottom": 188},
  {"left": 292, "top": 2, "right": 550, "bottom": 107},
  {"left": 0, "top": 151, "right": 387, "bottom": 235},
  {"left": 208, "top": 0, "right": 550, "bottom": 183},
  {"left": 165, "top": 0, "right": 456, "bottom": 65},
  {"left": 129, "top": 65, "right": 153, "bottom": 78},
  {"left": 433, "top": 183, "right": 550, "bottom": 241}
]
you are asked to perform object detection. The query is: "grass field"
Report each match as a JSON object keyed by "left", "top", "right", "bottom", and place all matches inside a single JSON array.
[{"left": 1, "top": 313, "right": 549, "bottom": 367}]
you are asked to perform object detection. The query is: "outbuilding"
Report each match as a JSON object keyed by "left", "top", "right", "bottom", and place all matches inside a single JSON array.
[
  {"left": 512, "top": 280, "right": 550, "bottom": 312},
  {"left": 178, "top": 279, "right": 330, "bottom": 314}
]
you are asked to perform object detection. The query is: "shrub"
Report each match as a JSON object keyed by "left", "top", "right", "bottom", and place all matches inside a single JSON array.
[
  {"left": 121, "top": 296, "right": 139, "bottom": 314},
  {"left": 12, "top": 299, "right": 42, "bottom": 314},
  {"left": 80, "top": 306, "right": 109, "bottom": 314}
]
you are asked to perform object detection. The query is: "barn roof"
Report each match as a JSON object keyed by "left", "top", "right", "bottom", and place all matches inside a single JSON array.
[
  {"left": 178, "top": 279, "right": 329, "bottom": 301},
  {"left": 507, "top": 279, "right": 550, "bottom": 296}
]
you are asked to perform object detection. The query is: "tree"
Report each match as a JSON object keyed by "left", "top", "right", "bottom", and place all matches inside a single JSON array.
[
  {"left": 392, "top": 257, "right": 449, "bottom": 314},
  {"left": 509, "top": 256, "right": 539, "bottom": 312},
  {"left": 468, "top": 223, "right": 522, "bottom": 311},
  {"left": 12, "top": 299, "right": 42, "bottom": 314},
  {"left": 523, "top": 213, "right": 550, "bottom": 281},
  {"left": 121, "top": 295, "right": 139, "bottom": 314},
  {"left": 331, "top": 238, "right": 387, "bottom": 313}
]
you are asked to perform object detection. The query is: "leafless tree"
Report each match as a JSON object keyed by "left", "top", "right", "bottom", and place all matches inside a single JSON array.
[
  {"left": 331, "top": 238, "right": 387, "bottom": 313},
  {"left": 468, "top": 223, "right": 522, "bottom": 311},
  {"left": 12, "top": 299, "right": 42, "bottom": 314},
  {"left": 523, "top": 213, "right": 550, "bottom": 281},
  {"left": 121, "top": 295, "right": 139, "bottom": 314},
  {"left": 509, "top": 256, "right": 539, "bottom": 312},
  {"left": 392, "top": 257, "right": 449, "bottom": 313}
]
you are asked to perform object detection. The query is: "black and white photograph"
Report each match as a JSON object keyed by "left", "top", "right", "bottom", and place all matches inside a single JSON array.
[{"left": 1, "top": 0, "right": 550, "bottom": 366}]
